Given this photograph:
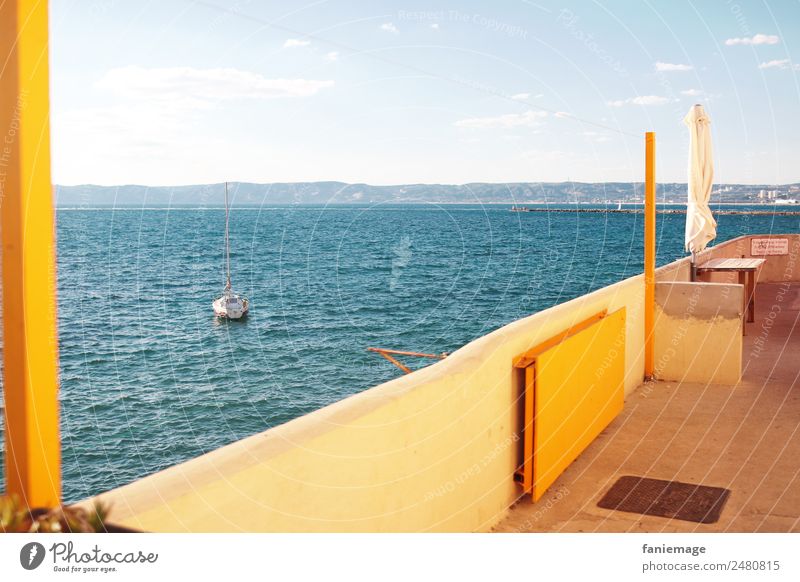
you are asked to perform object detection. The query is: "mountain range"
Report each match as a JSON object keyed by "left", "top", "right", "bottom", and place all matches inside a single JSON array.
[{"left": 54, "top": 181, "right": 800, "bottom": 206}]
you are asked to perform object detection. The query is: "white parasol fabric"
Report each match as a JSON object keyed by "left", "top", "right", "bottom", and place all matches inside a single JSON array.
[{"left": 683, "top": 104, "right": 717, "bottom": 254}]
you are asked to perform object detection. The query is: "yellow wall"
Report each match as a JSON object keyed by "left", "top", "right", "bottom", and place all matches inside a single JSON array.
[{"left": 88, "top": 274, "right": 645, "bottom": 532}]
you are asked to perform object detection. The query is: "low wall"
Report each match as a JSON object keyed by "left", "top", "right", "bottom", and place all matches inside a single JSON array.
[
  {"left": 653, "top": 234, "right": 800, "bottom": 385},
  {"left": 86, "top": 233, "right": 797, "bottom": 532},
  {"left": 653, "top": 282, "right": 743, "bottom": 385},
  {"left": 88, "top": 275, "right": 645, "bottom": 533},
  {"left": 655, "top": 235, "right": 800, "bottom": 284}
]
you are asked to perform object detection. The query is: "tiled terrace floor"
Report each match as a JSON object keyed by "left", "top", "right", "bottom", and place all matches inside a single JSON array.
[{"left": 495, "top": 282, "right": 800, "bottom": 533}]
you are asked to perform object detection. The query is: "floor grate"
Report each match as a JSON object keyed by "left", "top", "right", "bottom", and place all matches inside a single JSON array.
[{"left": 597, "top": 476, "right": 731, "bottom": 524}]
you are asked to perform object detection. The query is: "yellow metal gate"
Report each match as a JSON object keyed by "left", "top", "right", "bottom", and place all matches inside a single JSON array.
[{"left": 514, "top": 308, "right": 626, "bottom": 501}]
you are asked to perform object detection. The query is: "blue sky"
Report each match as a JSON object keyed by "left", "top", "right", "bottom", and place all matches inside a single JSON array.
[{"left": 50, "top": 0, "right": 800, "bottom": 186}]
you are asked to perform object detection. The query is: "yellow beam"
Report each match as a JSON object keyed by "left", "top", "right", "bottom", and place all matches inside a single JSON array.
[
  {"left": 644, "top": 132, "right": 656, "bottom": 378},
  {"left": 1, "top": 0, "right": 61, "bottom": 507},
  {"left": 513, "top": 309, "right": 608, "bottom": 369}
]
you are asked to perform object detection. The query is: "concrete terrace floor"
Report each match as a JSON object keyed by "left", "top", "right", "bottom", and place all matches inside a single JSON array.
[{"left": 494, "top": 282, "right": 800, "bottom": 533}]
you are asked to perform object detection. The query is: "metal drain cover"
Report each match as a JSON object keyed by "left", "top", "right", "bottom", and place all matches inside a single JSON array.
[{"left": 597, "top": 476, "right": 730, "bottom": 524}]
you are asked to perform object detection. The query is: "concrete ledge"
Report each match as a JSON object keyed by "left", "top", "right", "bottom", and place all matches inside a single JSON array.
[
  {"left": 655, "top": 281, "right": 743, "bottom": 319},
  {"left": 654, "top": 282, "right": 743, "bottom": 385},
  {"left": 83, "top": 273, "right": 647, "bottom": 532}
]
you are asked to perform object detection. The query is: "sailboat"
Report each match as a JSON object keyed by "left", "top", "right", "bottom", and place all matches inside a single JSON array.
[{"left": 212, "top": 182, "right": 249, "bottom": 319}]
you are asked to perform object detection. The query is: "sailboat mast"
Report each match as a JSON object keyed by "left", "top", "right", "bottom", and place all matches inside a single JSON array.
[{"left": 224, "top": 181, "right": 231, "bottom": 289}]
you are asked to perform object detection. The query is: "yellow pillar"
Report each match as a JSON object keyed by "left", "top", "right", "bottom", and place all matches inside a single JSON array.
[
  {"left": 644, "top": 132, "right": 656, "bottom": 378},
  {"left": 1, "top": 0, "right": 61, "bottom": 507}
]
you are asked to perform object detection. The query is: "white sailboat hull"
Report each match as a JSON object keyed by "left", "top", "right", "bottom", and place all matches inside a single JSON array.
[{"left": 212, "top": 294, "right": 249, "bottom": 319}]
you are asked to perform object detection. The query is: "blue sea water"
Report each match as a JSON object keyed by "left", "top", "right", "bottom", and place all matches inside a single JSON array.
[{"left": 1, "top": 204, "right": 798, "bottom": 503}]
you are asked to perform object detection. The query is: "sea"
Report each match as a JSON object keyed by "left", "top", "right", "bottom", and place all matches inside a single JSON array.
[{"left": 1, "top": 203, "right": 798, "bottom": 502}]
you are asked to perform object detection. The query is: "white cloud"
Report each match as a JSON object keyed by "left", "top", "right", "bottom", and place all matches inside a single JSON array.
[
  {"left": 95, "top": 66, "right": 334, "bottom": 102},
  {"left": 554, "top": 111, "right": 573, "bottom": 119},
  {"left": 52, "top": 99, "right": 281, "bottom": 186},
  {"left": 655, "top": 61, "right": 693, "bottom": 72},
  {"left": 430, "top": 23, "right": 440, "bottom": 30},
  {"left": 632, "top": 96, "right": 672, "bottom": 105},
  {"left": 325, "top": 51, "right": 339, "bottom": 62},
  {"left": 681, "top": 89, "right": 702, "bottom": 96},
  {"left": 380, "top": 22, "right": 399, "bottom": 34},
  {"left": 54, "top": 66, "right": 335, "bottom": 184},
  {"left": 583, "top": 131, "right": 611, "bottom": 143},
  {"left": 520, "top": 149, "right": 575, "bottom": 163},
  {"left": 283, "top": 38, "right": 311, "bottom": 48},
  {"left": 510, "top": 93, "right": 530, "bottom": 101},
  {"left": 607, "top": 95, "right": 672, "bottom": 107},
  {"left": 725, "top": 33, "right": 779, "bottom": 46},
  {"left": 454, "top": 110, "right": 547, "bottom": 129},
  {"left": 758, "top": 59, "right": 800, "bottom": 70},
  {"left": 759, "top": 59, "right": 787, "bottom": 69}
]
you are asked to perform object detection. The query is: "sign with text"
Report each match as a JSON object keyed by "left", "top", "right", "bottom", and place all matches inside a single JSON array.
[{"left": 751, "top": 238, "right": 789, "bottom": 256}]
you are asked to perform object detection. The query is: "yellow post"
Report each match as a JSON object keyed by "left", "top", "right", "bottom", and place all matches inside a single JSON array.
[
  {"left": 644, "top": 132, "right": 656, "bottom": 378},
  {"left": 1, "top": 0, "right": 61, "bottom": 507}
]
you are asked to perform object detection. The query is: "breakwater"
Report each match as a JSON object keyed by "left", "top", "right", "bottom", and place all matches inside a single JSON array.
[{"left": 510, "top": 207, "right": 800, "bottom": 216}]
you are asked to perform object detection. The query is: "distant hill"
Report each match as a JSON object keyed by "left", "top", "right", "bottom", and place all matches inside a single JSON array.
[{"left": 54, "top": 181, "right": 800, "bottom": 206}]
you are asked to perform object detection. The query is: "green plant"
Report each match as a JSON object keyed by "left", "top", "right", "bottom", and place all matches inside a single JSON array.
[{"left": 0, "top": 494, "right": 110, "bottom": 533}]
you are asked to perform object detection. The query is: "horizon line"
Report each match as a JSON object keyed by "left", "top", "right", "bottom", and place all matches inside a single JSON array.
[{"left": 55, "top": 180, "right": 800, "bottom": 189}]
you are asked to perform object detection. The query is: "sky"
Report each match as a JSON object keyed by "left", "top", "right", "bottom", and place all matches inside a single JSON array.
[{"left": 50, "top": 0, "right": 800, "bottom": 186}]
